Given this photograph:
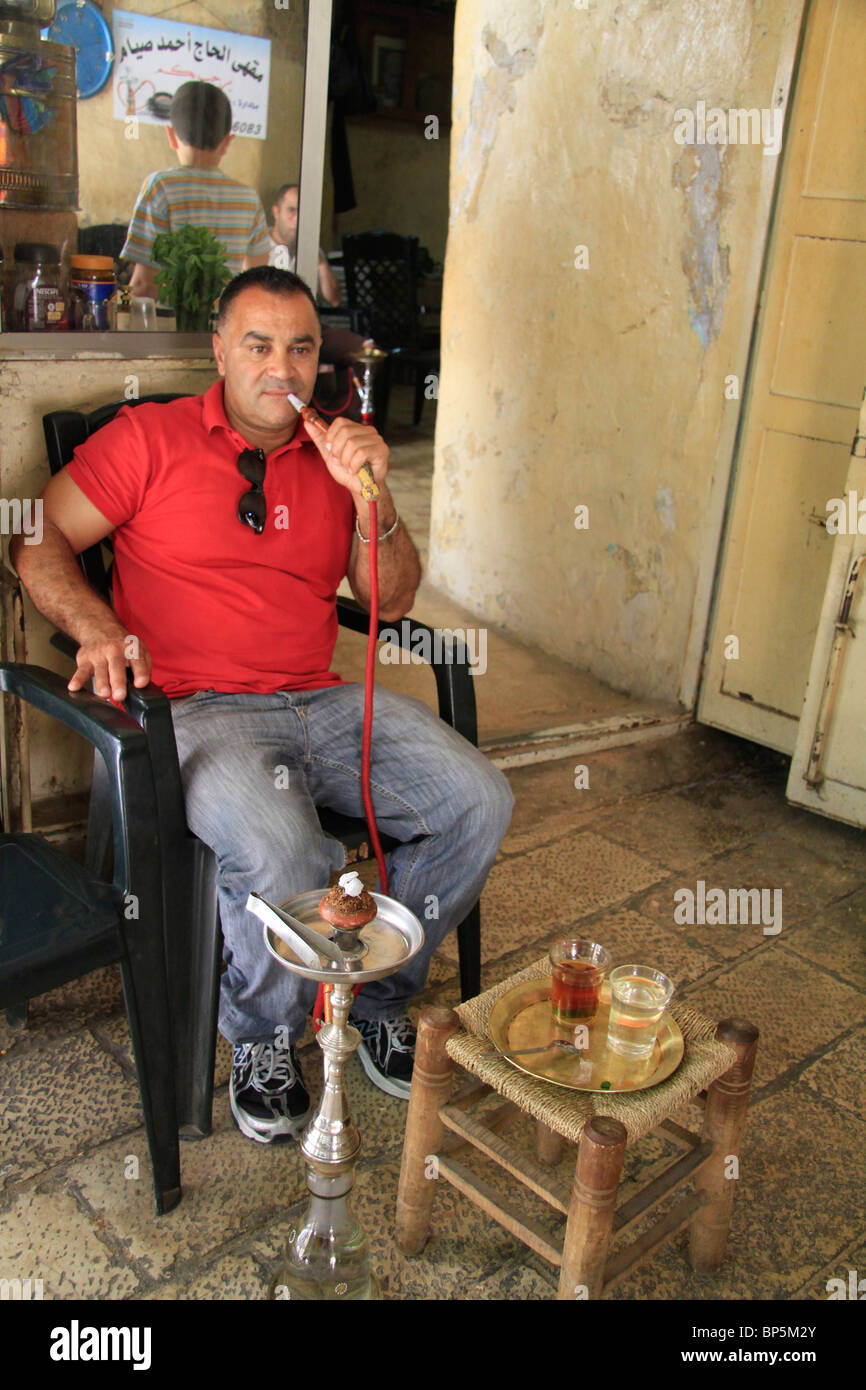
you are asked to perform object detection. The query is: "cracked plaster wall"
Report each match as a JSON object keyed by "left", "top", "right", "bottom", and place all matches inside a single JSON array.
[{"left": 430, "top": 0, "right": 800, "bottom": 704}]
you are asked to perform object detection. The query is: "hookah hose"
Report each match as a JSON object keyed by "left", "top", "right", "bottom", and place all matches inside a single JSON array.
[
  {"left": 312, "top": 425, "right": 390, "bottom": 1030},
  {"left": 356, "top": 403, "right": 390, "bottom": 901},
  {"left": 311, "top": 371, "right": 356, "bottom": 421}
]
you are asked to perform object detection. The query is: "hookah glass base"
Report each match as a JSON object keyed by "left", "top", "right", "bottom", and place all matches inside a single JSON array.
[{"left": 269, "top": 1178, "right": 381, "bottom": 1301}]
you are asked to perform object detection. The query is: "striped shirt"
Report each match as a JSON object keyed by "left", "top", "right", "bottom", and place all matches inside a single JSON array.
[{"left": 121, "top": 166, "right": 271, "bottom": 275}]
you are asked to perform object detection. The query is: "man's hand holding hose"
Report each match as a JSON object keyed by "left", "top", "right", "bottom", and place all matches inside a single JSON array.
[{"left": 289, "top": 398, "right": 421, "bottom": 623}]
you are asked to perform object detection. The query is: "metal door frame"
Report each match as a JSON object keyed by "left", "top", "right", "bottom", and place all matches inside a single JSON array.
[{"left": 296, "top": 0, "right": 334, "bottom": 295}]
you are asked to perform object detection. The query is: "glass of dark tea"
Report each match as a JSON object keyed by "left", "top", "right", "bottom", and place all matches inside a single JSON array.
[{"left": 550, "top": 938, "right": 612, "bottom": 1025}]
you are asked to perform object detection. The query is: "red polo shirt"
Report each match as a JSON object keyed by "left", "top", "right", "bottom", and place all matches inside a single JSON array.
[{"left": 66, "top": 382, "right": 355, "bottom": 697}]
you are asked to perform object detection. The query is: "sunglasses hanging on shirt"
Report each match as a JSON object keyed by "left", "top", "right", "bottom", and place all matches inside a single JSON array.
[{"left": 237, "top": 447, "right": 267, "bottom": 534}]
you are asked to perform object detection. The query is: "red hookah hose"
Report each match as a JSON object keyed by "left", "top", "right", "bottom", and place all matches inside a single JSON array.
[
  {"left": 311, "top": 371, "right": 356, "bottom": 420},
  {"left": 314, "top": 483, "right": 390, "bottom": 1029},
  {"left": 360, "top": 499, "right": 391, "bottom": 896},
  {"left": 358, "top": 406, "right": 390, "bottom": 896}
]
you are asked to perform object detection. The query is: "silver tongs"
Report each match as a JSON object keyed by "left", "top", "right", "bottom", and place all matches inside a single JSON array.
[{"left": 246, "top": 891, "right": 349, "bottom": 971}]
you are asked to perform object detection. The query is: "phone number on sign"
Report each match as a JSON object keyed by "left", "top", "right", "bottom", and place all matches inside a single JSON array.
[{"left": 232, "top": 121, "right": 262, "bottom": 136}]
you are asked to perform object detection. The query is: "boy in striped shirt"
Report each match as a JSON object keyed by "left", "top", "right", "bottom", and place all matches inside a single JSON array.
[{"left": 122, "top": 81, "right": 271, "bottom": 301}]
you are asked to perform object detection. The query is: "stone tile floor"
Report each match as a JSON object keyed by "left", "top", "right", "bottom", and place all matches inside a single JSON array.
[{"left": 1, "top": 725, "right": 864, "bottom": 1302}]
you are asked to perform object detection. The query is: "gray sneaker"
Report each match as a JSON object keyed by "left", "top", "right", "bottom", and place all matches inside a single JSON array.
[{"left": 230, "top": 1037, "right": 312, "bottom": 1143}]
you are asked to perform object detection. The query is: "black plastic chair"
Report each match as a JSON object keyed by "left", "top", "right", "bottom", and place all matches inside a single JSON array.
[
  {"left": 0, "top": 665, "right": 181, "bottom": 1215},
  {"left": 78, "top": 224, "right": 128, "bottom": 260},
  {"left": 77, "top": 224, "right": 132, "bottom": 284},
  {"left": 32, "top": 396, "right": 482, "bottom": 1141},
  {"left": 342, "top": 232, "right": 440, "bottom": 431}
]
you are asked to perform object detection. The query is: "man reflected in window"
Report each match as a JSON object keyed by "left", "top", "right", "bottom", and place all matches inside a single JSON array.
[{"left": 268, "top": 183, "right": 340, "bottom": 308}]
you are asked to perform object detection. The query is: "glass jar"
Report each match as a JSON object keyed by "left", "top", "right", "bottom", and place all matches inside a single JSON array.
[
  {"left": 68, "top": 254, "right": 116, "bottom": 331},
  {"left": 0, "top": 2, "right": 58, "bottom": 27},
  {"left": 11, "top": 242, "right": 66, "bottom": 331}
]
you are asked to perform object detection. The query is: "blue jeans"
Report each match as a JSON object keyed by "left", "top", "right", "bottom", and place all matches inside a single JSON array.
[{"left": 169, "top": 684, "right": 514, "bottom": 1044}]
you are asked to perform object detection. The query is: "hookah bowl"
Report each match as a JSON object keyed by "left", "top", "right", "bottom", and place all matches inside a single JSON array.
[
  {"left": 351, "top": 345, "right": 388, "bottom": 423},
  {"left": 261, "top": 889, "right": 424, "bottom": 1301}
]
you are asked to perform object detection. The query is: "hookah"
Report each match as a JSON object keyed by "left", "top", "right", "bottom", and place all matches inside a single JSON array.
[
  {"left": 249, "top": 357, "right": 416, "bottom": 1301},
  {"left": 249, "top": 887, "right": 422, "bottom": 1301},
  {"left": 351, "top": 344, "right": 389, "bottom": 427}
]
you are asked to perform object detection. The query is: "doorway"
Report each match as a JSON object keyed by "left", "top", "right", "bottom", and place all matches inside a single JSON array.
[{"left": 698, "top": 0, "right": 866, "bottom": 825}]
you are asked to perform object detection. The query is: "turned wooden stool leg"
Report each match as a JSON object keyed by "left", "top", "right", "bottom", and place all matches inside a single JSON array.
[
  {"left": 689, "top": 1017, "right": 759, "bottom": 1274},
  {"left": 536, "top": 1120, "right": 565, "bottom": 1166},
  {"left": 558, "top": 1115, "right": 627, "bottom": 1300},
  {"left": 395, "top": 1006, "right": 460, "bottom": 1255}
]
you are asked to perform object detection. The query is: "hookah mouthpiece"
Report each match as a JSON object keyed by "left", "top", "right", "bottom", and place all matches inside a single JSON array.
[{"left": 287, "top": 393, "right": 379, "bottom": 500}]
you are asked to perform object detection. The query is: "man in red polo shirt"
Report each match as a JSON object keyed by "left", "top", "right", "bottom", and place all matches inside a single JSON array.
[{"left": 12, "top": 268, "right": 513, "bottom": 1143}]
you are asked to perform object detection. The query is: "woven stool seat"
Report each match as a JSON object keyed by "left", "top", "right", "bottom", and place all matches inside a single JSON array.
[
  {"left": 395, "top": 960, "right": 759, "bottom": 1300},
  {"left": 447, "top": 958, "right": 737, "bottom": 1146}
]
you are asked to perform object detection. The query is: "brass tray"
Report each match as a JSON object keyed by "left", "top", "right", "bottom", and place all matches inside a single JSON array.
[{"left": 487, "top": 978, "right": 684, "bottom": 1093}]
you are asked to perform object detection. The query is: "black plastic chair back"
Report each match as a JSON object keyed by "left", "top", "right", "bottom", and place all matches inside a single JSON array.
[
  {"left": 77, "top": 224, "right": 128, "bottom": 261},
  {"left": 342, "top": 232, "right": 423, "bottom": 350}
]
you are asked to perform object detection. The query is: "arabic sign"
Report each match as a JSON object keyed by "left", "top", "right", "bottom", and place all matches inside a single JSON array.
[{"left": 111, "top": 9, "right": 271, "bottom": 139}]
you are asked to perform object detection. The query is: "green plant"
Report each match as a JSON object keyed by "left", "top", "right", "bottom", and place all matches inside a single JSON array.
[{"left": 151, "top": 224, "right": 231, "bottom": 332}]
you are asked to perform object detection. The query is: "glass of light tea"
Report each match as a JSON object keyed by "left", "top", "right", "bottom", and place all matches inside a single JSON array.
[
  {"left": 550, "top": 938, "right": 612, "bottom": 1025},
  {"left": 607, "top": 964, "right": 675, "bottom": 1059}
]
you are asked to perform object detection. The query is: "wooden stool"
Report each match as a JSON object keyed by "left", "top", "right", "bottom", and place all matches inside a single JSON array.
[{"left": 395, "top": 960, "right": 758, "bottom": 1299}]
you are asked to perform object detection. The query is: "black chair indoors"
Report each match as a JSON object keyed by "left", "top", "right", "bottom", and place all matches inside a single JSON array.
[
  {"left": 77, "top": 224, "right": 131, "bottom": 281},
  {"left": 342, "top": 232, "right": 440, "bottom": 432},
  {"left": 0, "top": 667, "right": 181, "bottom": 1215},
  {"left": 17, "top": 396, "right": 483, "bottom": 1144}
]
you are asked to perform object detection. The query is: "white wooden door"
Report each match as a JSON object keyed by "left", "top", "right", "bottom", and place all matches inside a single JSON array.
[
  {"left": 698, "top": 0, "right": 866, "bottom": 755},
  {"left": 786, "top": 388, "right": 866, "bottom": 827}
]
